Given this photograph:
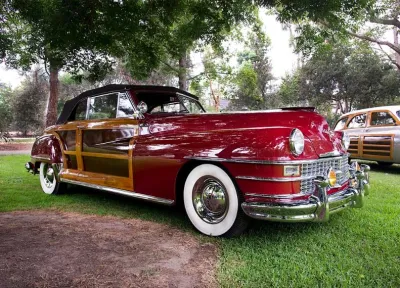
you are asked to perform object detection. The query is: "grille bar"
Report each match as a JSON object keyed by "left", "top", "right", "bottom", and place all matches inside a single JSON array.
[{"left": 300, "top": 155, "right": 349, "bottom": 194}]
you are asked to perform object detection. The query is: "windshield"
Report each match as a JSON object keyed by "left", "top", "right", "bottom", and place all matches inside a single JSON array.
[
  {"left": 136, "top": 92, "right": 205, "bottom": 114},
  {"left": 178, "top": 95, "right": 205, "bottom": 113}
]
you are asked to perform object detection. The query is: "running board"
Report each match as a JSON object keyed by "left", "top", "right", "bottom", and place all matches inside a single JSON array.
[{"left": 60, "top": 178, "right": 174, "bottom": 205}]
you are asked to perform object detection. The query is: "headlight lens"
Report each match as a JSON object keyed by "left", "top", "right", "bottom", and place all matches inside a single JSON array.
[
  {"left": 342, "top": 132, "right": 350, "bottom": 150},
  {"left": 289, "top": 128, "right": 305, "bottom": 156}
]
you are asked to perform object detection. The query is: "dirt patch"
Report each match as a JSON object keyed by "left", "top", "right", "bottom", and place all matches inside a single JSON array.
[
  {"left": 0, "top": 211, "right": 218, "bottom": 288},
  {"left": 0, "top": 143, "right": 33, "bottom": 151}
]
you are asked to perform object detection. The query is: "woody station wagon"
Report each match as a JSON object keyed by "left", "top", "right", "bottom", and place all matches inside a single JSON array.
[
  {"left": 334, "top": 105, "right": 400, "bottom": 166},
  {"left": 26, "top": 85, "right": 370, "bottom": 237}
]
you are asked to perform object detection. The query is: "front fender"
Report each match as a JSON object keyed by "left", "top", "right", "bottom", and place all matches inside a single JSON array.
[
  {"left": 31, "top": 134, "right": 63, "bottom": 164},
  {"left": 188, "top": 127, "right": 318, "bottom": 161}
]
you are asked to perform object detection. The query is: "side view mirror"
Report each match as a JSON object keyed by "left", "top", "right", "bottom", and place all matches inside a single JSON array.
[{"left": 137, "top": 101, "right": 148, "bottom": 114}]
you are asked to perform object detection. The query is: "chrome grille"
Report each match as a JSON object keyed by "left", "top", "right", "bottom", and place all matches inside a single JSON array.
[{"left": 300, "top": 155, "right": 349, "bottom": 194}]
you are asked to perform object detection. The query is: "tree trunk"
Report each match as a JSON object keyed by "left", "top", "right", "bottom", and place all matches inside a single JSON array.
[
  {"left": 394, "top": 27, "right": 400, "bottom": 67},
  {"left": 209, "top": 79, "right": 220, "bottom": 112},
  {"left": 46, "top": 66, "right": 60, "bottom": 127},
  {"left": 178, "top": 52, "right": 188, "bottom": 91}
]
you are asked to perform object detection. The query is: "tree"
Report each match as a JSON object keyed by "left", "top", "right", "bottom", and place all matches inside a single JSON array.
[
  {"left": 12, "top": 69, "right": 48, "bottom": 135},
  {"left": 229, "top": 19, "right": 275, "bottom": 110},
  {"left": 229, "top": 62, "right": 264, "bottom": 110},
  {"left": 57, "top": 61, "right": 177, "bottom": 114},
  {"left": 280, "top": 0, "right": 400, "bottom": 71},
  {"left": 0, "top": 84, "right": 13, "bottom": 135},
  {"left": 1, "top": 0, "right": 256, "bottom": 126},
  {"left": 278, "top": 42, "right": 400, "bottom": 114}
]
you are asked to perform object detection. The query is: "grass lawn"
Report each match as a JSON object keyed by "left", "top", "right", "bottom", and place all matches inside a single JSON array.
[{"left": 1, "top": 155, "right": 399, "bottom": 287}]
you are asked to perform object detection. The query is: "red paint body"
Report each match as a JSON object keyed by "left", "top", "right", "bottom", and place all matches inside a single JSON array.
[
  {"left": 31, "top": 86, "right": 347, "bottom": 204},
  {"left": 31, "top": 134, "right": 63, "bottom": 164},
  {"left": 132, "top": 102, "right": 346, "bottom": 202}
]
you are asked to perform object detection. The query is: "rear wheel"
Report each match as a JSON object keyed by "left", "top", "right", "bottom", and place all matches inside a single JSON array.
[
  {"left": 183, "top": 164, "right": 249, "bottom": 237},
  {"left": 39, "top": 162, "right": 67, "bottom": 195}
]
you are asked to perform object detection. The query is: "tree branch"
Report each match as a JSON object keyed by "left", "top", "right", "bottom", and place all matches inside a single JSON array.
[
  {"left": 377, "top": 43, "right": 400, "bottom": 70},
  {"left": 370, "top": 17, "right": 400, "bottom": 29},
  {"left": 348, "top": 31, "right": 400, "bottom": 55},
  {"left": 160, "top": 60, "right": 179, "bottom": 73},
  {"left": 187, "top": 72, "right": 204, "bottom": 81}
]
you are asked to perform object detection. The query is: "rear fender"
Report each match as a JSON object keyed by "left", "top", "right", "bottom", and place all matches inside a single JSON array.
[{"left": 31, "top": 134, "right": 63, "bottom": 166}]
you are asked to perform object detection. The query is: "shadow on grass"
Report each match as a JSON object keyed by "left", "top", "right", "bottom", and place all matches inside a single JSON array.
[
  {"left": 353, "top": 160, "right": 400, "bottom": 174},
  {"left": 64, "top": 184, "right": 361, "bottom": 242},
  {"left": 60, "top": 184, "right": 192, "bottom": 231},
  {"left": 56, "top": 184, "right": 326, "bottom": 241},
  {"left": 364, "top": 163, "right": 400, "bottom": 174}
]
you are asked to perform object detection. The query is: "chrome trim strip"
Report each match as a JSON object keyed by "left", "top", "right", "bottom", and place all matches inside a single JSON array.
[
  {"left": 185, "top": 154, "right": 349, "bottom": 165},
  {"left": 319, "top": 150, "right": 341, "bottom": 158},
  {"left": 31, "top": 155, "right": 51, "bottom": 162},
  {"left": 245, "top": 189, "right": 348, "bottom": 199},
  {"left": 236, "top": 175, "right": 315, "bottom": 182},
  {"left": 60, "top": 179, "right": 174, "bottom": 205},
  {"left": 244, "top": 192, "right": 311, "bottom": 199}
]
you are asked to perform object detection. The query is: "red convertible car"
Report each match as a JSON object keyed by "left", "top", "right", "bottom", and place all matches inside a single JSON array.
[{"left": 26, "top": 85, "right": 371, "bottom": 236}]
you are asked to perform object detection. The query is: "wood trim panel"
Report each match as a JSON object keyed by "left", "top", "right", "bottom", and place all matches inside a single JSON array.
[
  {"left": 362, "top": 144, "right": 391, "bottom": 148},
  {"left": 128, "top": 138, "right": 136, "bottom": 186},
  {"left": 60, "top": 169, "right": 133, "bottom": 191},
  {"left": 360, "top": 133, "right": 394, "bottom": 160},
  {"left": 47, "top": 118, "right": 139, "bottom": 191},
  {"left": 76, "top": 128, "right": 84, "bottom": 171},
  {"left": 342, "top": 109, "right": 400, "bottom": 130},
  {"left": 342, "top": 112, "right": 368, "bottom": 130},
  {"left": 80, "top": 151, "right": 128, "bottom": 160},
  {"left": 51, "top": 132, "right": 68, "bottom": 167},
  {"left": 367, "top": 109, "right": 400, "bottom": 127}
]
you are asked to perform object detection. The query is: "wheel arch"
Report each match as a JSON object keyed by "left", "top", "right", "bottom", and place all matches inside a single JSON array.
[
  {"left": 31, "top": 134, "right": 64, "bottom": 165},
  {"left": 174, "top": 159, "right": 241, "bottom": 207}
]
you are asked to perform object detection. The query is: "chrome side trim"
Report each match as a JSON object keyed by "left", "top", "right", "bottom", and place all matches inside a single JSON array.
[
  {"left": 236, "top": 175, "right": 315, "bottom": 182},
  {"left": 244, "top": 192, "right": 311, "bottom": 199},
  {"left": 185, "top": 154, "right": 349, "bottom": 165},
  {"left": 31, "top": 155, "right": 51, "bottom": 162},
  {"left": 319, "top": 150, "right": 341, "bottom": 158},
  {"left": 60, "top": 178, "right": 174, "bottom": 205}
]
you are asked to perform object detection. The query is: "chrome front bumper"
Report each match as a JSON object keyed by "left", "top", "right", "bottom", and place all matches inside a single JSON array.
[{"left": 241, "top": 164, "right": 371, "bottom": 222}]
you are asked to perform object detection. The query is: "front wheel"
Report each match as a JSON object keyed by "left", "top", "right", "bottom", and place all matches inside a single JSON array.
[
  {"left": 39, "top": 162, "right": 67, "bottom": 195},
  {"left": 183, "top": 164, "right": 249, "bottom": 237}
]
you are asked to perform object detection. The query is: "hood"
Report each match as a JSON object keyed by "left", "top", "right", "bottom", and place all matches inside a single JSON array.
[{"left": 144, "top": 110, "right": 345, "bottom": 157}]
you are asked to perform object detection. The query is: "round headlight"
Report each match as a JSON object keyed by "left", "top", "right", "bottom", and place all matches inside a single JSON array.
[
  {"left": 342, "top": 132, "right": 350, "bottom": 150},
  {"left": 289, "top": 128, "right": 305, "bottom": 156}
]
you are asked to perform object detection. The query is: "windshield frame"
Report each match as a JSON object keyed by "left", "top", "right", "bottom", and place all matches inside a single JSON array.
[{"left": 176, "top": 93, "right": 206, "bottom": 114}]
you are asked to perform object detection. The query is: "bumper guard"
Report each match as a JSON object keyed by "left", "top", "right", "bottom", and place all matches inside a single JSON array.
[{"left": 241, "top": 163, "right": 370, "bottom": 222}]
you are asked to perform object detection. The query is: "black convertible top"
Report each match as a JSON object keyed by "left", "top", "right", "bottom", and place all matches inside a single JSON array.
[{"left": 56, "top": 84, "right": 198, "bottom": 124}]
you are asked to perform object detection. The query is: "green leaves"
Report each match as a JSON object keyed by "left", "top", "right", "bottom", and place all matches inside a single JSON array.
[
  {"left": 278, "top": 41, "right": 400, "bottom": 115},
  {"left": 0, "top": 84, "right": 14, "bottom": 132}
]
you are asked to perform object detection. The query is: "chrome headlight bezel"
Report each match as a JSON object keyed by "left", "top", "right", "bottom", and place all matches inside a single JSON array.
[
  {"left": 342, "top": 132, "right": 350, "bottom": 150},
  {"left": 289, "top": 128, "right": 305, "bottom": 156}
]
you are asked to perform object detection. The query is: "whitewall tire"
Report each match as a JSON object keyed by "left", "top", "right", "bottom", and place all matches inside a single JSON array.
[
  {"left": 39, "top": 162, "right": 66, "bottom": 195},
  {"left": 183, "top": 164, "right": 248, "bottom": 237}
]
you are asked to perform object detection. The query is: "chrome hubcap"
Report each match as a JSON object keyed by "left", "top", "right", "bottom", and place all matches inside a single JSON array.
[
  {"left": 192, "top": 176, "right": 229, "bottom": 224},
  {"left": 43, "top": 164, "right": 55, "bottom": 188}
]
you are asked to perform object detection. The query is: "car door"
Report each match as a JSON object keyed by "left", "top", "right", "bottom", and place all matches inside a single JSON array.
[
  {"left": 60, "top": 92, "right": 139, "bottom": 191},
  {"left": 361, "top": 110, "right": 398, "bottom": 162},
  {"left": 344, "top": 113, "right": 368, "bottom": 158}
]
